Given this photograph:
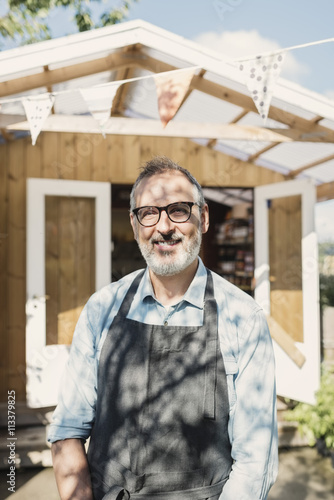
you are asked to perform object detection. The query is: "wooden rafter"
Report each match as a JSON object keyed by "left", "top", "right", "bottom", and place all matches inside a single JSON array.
[
  {"left": 248, "top": 143, "right": 280, "bottom": 162},
  {"left": 110, "top": 68, "right": 134, "bottom": 116},
  {"left": 310, "top": 115, "right": 323, "bottom": 124},
  {"left": 2, "top": 46, "right": 334, "bottom": 144},
  {"left": 288, "top": 152, "right": 334, "bottom": 179},
  {"left": 110, "top": 45, "right": 140, "bottom": 116},
  {"left": 0, "top": 128, "right": 14, "bottom": 142},
  {"left": 230, "top": 109, "right": 248, "bottom": 124},
  {"left": 135, "top": 53, "right": 334, "bottom": 143},
  {"left": 0, "top": 48, "right": 142, "bottom": 97},
  {"left": 173, "top": 68, "right": 207, "bottom": 119},
  {"left": 43, "top": 65, "right": 55, "bottom": 114},
  {"left": 5, "top": 115, "right": 294, "bottom": 142},
  {"left": 206, "top": 138, "right": 217, "bottom": 148}
]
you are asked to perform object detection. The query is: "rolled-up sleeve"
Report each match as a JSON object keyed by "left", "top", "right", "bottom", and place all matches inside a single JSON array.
[{"left": 220, "top": 309, "right": 278, "bottom": 500}]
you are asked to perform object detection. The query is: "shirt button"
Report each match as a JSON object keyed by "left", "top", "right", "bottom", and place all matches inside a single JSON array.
[{"left": 164, "top": 320, "right": 168, "bottom": 326}]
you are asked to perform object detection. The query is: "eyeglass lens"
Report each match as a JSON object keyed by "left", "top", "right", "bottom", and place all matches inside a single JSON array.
[{"left": 137, "top": 202, "right": 192, "bottom": 226}]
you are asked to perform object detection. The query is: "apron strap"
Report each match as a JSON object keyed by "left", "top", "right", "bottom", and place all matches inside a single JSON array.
[
  {"left": 203, "top": 270, "right": 219, "bottom": 420},
  {"left": 116, "top": 270, "right": 146, "bottom": 318}
]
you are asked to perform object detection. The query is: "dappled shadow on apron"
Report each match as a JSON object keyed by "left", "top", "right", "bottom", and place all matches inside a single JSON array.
[{"left": 87, "top": 270, "right": 232, "bottom": 499}]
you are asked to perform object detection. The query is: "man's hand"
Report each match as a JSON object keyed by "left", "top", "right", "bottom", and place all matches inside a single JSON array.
[{"left": 51, "top": 438, "right": 93, "bottom": 500}]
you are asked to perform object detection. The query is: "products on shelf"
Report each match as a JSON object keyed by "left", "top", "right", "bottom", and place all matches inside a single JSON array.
[{"left": 213, "top": 209, "right": 254, "bottom": 295}]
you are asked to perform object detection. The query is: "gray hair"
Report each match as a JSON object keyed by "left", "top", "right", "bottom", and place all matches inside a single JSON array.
[{"left": 130, "top": 156, "right": 205, "bottom": 211}]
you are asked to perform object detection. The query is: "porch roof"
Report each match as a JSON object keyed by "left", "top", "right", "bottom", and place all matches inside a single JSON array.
[{"left": 1, "top": 19, "right": 334, "bottom": 200}]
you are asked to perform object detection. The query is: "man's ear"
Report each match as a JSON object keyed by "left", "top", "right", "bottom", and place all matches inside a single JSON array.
[
  {"left": 201, "top": 204, "right": 209, "bottom": 234},
  {"left": 130, "top": 212, "right": 138, "bottom": 240}
]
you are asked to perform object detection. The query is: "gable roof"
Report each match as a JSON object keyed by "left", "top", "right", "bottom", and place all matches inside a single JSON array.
[{"left": 1, "top": 19, "right": 334, "bottom": 199}]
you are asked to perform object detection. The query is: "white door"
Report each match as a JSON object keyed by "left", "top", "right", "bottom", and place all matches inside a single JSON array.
[
  {"left": 254, "top": 179, "right": 320, "bottom": 404},
  {"left": 26, "top": 179, "right": 111, "bottom": 408}
]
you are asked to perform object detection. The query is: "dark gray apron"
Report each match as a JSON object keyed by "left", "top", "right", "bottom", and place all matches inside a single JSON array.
[{"left": 87, "top": 269, "right": 232, "bottom": 500}]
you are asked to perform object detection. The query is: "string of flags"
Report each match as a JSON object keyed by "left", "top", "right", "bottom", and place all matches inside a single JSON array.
[{"left": 1, "top": 36, "right": 333, "bottom": 145}]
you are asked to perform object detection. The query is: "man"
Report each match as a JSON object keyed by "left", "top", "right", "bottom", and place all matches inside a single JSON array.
[{"left": 49, "top": 156, "right": 278, "bottom": 500}]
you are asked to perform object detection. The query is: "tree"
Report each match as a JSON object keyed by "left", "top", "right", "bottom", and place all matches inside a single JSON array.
[{"left": 0, "top": 0, "right": 139, "bottom": 45}]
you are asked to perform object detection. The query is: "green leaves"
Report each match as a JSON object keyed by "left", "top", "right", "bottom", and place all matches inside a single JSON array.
[
  {"left": 0, "top": 0, "right": 139, "bottom": 46},
  {"left": 285, "top": 365, "right": 334, "bottom": 451}
]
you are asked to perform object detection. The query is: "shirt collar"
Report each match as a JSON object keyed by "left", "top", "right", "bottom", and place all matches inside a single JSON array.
[{"left": 138, "top": 257, "right": 207, "bottom": 310}]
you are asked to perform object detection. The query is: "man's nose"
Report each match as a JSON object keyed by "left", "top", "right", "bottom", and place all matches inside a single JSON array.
[{"left": 156, "top": 209, "right": 174, "bottom": 233}]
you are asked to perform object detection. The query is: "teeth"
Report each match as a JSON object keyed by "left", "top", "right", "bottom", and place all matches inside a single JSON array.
[{"left": 156, "top": 240, "right": 178, "bottom": 245}]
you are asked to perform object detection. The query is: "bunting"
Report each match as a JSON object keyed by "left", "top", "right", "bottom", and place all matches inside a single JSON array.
[
  {"left": 79, "top": 82, "right": 122, "bottom": 134},
  {"left": 238, "top": 52, "right": 286, "bottom": 123},
  {"left": 22, "top": 94, "right": 55, "bottom": 146},
  {"left": 1, "top": 35, "right": 334, "bottom": 144},
  {"left": 154, "top": 68, "right": 197, "bottom": 127}
]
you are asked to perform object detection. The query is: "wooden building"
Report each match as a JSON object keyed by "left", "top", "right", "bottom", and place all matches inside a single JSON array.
[{"left": 1, "top": 20, "right": 334, "bottom": 413}]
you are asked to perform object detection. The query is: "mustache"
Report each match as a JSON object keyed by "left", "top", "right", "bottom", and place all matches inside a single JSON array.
[{"left": 151, "top": 233, "right": 183, "bottom": 243}]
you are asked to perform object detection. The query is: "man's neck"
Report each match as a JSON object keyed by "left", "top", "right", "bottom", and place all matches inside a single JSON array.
[{"left": 149, "top": 259, "right": 199, "bottom": 307}]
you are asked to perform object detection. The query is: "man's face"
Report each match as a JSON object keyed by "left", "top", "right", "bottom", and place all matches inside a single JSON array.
[{"left": 130, "top": 172, "right": 209, "bottom": 277}]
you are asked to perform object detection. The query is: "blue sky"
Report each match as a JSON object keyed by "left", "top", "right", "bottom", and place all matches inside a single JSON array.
[
  {"left": 127, "top": 0, "right": 334, "bottom": 95},
  {"left": 1, "top": 0, "right": 334, "bottom": 241},
  {"left": 40, "top": 0, "right": 334, "bottom": 96}
]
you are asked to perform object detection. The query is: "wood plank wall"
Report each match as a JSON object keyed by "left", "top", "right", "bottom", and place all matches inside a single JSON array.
[
  {"left": 269, "top": 196, "right": 303, "bottom": 342},
  {"left": 0, "top": 132, "right": 284, "bottom": 403},
  {"left": 45, "top": 196, "right": 95, "bottom": 346}
]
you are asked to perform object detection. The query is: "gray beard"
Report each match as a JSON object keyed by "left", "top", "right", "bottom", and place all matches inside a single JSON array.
[{"left": 137, "top": 230, "right": 202, "bottom": 277}]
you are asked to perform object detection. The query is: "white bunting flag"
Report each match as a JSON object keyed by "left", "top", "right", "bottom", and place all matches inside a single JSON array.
[
  {"left": 154, "top": 68, "right": 196, "bottom": 127},
  {"left": 80, "top": 83, "right": 122, "bottom": 134},
  {"left": 239, "top": 52, "right": 286, "bottom": 123},
  {"left": 22, "top": 94, "right": 55, "bottom": 145}
]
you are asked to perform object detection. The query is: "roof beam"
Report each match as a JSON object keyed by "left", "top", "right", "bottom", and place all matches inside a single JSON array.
[
  {"left": 287, "top": 153, "right": 334, "bottom": 179},
  {"left": 6, "top": 114, "right": 294, "bottom": 142},
  {"left": 0, "top": 48, "right": 143, "bottom": 97},
  {"left": 229, "top": 109, "right": 248, "bottom": 124},
  {"left": 135, "top": 54, "right": 334, "bottom": 143},
  {"left": 0, "top": 128, "right": 15, "bottom": 142},
  {"left": 5, "top": 113, "right": 334, "bottom": 147},
  {"left": 206, "top": 138, "right": 217, "bottom": 148},
  {"left": 110, "top": 45, "right": 140, "bottom": 116},
  {"left": 0, "top": 114, "right": 26, "bottom": 127},
  {"left": 111, "top": 68, "right": 134, "bottom": 116},
  {"left": 172, "top": 68, "right": 207, "bottom": 119},
  {"left": 2, "top": 47, "right": 334, "bottom": 144},
  {"left": 248, "top": 143, "right": 280, "bottom": 162}
]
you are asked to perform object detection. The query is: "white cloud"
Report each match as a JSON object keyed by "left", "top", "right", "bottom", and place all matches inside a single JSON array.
[{"left": 194, "top": 29, "right": 310, "bottom": 83}]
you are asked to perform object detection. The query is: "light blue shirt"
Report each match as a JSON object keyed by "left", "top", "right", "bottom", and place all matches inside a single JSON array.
[{"left": 48, "top": 258, "right": 278, "bottom": 500}]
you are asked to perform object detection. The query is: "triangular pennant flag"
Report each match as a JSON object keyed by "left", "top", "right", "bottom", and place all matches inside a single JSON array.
[
  {"left": 239, "top": 52, "right": 286, "bottom": 123},
  {"left": 22, "top": 94, "right": 54, "bottom": 145},
  {"left": 80, "top": 83, "right": 122, "bottom": 134},
  {"left": 154, "top": 68, "right": 196, "bottom": 127}
]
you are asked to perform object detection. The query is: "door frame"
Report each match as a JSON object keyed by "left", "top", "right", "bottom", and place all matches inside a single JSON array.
[
  {"left": 26, "top": 178, "right": 111, "bottom": 407},
  {"left": 254, "top": 178, "right": 320, "bottom": 404}
]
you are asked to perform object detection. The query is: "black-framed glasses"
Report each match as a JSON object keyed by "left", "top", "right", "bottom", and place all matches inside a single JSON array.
[{"left": 132, "top": 201, "right": 199, "bottom": 227}]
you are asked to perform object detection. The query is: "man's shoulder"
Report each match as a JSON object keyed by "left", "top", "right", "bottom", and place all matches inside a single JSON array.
[
  {"left": 92, "top": 268, "right": 146, "bottom": 302},
  {"left": 209, "top": 269, "right": 261, "bottom": 315},
  {"left": 85, "top": 268, "right": 146, "bottom": 321}
]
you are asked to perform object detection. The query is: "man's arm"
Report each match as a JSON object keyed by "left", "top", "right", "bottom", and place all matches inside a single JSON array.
[
  {"left": 52, "top": 438, "right": 93, "bottom": 500},
  {"left": 220, "top": 309, "right": 278, "bottom": 500}
]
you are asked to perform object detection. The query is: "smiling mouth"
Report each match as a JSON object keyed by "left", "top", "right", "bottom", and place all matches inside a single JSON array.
[{"left": 153, "top": 238, "right": 181, "bottom": 249}]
